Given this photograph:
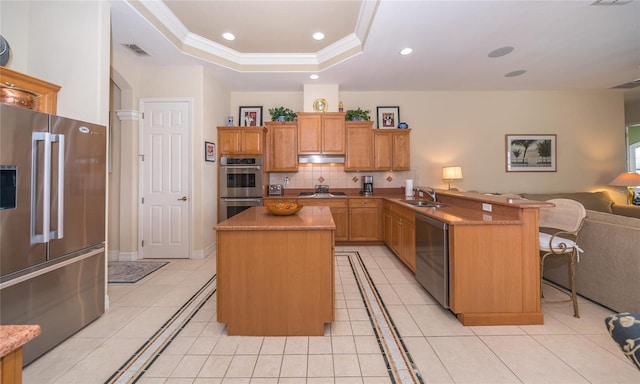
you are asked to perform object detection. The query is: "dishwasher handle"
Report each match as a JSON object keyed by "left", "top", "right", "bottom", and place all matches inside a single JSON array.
[{"left": 416, "top": 214, "right": 448, "bottom": 230}]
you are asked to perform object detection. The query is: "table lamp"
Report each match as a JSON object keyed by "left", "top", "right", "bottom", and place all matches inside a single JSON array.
[
  {"left": 609, "top": 172, "right": 640, "bottom": 205},
  {"left": 442, "top": 166, "right": 463, "bottom": 190}
]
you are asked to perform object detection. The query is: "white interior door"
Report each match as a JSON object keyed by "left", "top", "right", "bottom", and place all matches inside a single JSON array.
[{"left": 140, "top": 99, "right": 191, "bottom": 259}]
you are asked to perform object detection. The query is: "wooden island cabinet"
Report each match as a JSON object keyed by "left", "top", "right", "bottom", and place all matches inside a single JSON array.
[{"left": 214, "top": 206, "right": 335, "bottom": 336}]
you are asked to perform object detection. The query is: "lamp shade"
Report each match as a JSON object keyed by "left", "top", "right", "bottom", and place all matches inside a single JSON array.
[
  {"left": 442, "top": 166, "right": 463, "bottom": 180},
  {"left": 609, "top": 172, "right": 640, "bottom": 186}
]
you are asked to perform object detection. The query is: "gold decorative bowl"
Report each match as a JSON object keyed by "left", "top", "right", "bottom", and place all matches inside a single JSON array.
[{"left": 265, "top": 203, "right": 303, "bottom": 216}]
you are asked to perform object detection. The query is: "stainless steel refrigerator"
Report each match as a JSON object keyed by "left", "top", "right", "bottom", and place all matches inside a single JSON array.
[{"left": 0, "top": 104, "right": 106, "bottom": 365}]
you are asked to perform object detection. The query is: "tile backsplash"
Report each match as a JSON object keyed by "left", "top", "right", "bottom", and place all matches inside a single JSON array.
[{"left": 268, "top": 164, "right": 416, "bottom": 190}]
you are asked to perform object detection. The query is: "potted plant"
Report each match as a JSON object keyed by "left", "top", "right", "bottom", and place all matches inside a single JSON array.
[
  {"left": 345, "top": 107, "right": 371, "bottom": 121},
  {"left": 268, "top": 106, "right": 297, "bottom": 122}
]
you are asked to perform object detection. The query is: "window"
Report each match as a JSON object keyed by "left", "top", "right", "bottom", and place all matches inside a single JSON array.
[{"left": 631, "top": 142, "right": 640, "bottom": 173}]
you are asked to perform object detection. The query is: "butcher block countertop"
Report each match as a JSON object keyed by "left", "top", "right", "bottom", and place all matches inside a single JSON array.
[
  {"left": 0, "top": 325, "right": 40, "bottom": 358},
  {"left": 214, "top": 206, "right": 335, "bottom": 231}
]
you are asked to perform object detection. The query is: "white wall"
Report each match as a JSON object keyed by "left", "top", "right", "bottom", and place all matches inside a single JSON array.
[
  {"left": 0, "top": 1, "right": 110, "bottom": 125},
  {"left": 110, "top": 52, "right": 230, "bottom": 259},
  {"left": 233, "top": 90, "right": 628, "bottom": 203}
]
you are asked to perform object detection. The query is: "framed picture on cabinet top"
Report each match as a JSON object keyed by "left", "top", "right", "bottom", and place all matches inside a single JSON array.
[
  {"left": 239, "top": 106, "right": 263, "bottom": 127},
  {"left": 505, "top": 134, "right": 556, "bottom": 172},
  {"left": 205, "top": 141, "right": 216, "bottom": 162},
  {"left": 377, "top": 106, "right": 400, "bottom": 129}
]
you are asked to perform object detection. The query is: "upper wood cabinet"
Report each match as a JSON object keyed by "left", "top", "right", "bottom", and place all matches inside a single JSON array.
[
  {"left": 265, "top": 122, "right": 298, "bottom": 172},
  {"left": 0, "top": 67, "right": 61, "bottom": 114},
  {"left": 296, "top": 112, "right": 346, "bottom": 155},
  {"left": 374, "top": 130, "right": 410, "bottom": 171},
  {"left": 217, "top": 127, "right": 265, "bottom": 155},
  {"left": 344, "top": 121, "right": 374, "bottom": 171}
]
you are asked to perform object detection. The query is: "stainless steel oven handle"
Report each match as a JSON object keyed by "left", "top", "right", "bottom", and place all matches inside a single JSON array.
[
  {"left": 221, "top": 166, "right": 262, "bottom": 171},
  {"left": 222, "top": 198, "right": 263, "bottom": 203}
]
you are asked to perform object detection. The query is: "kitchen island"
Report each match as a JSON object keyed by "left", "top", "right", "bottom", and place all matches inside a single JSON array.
[{"left": 213, "top": 206, "right": 336, "bottom": 336}]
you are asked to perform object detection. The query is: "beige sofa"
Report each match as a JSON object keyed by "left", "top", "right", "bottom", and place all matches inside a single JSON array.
[{"left": 519, "top": 192, "right": 640, "bottom": 313}]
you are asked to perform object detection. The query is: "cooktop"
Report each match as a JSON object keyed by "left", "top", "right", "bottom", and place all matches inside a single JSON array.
[{"left": 298, "top": 191, "right": 347, "bottom": 198}]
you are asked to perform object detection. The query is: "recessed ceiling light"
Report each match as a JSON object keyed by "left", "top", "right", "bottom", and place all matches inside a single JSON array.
[
  {"left": 400, "top": 48, "right": 413, "bottom": 56},
  {"left": 222, "top": 32, "right": 235, "bottom": 41},
  {"left": 488, "top": 46, "right": 514, "bottom": 58},
  {"left": 310, "top": 74, "right": 319, "bottom": 80},
  {"left": 312, "top": 32, "right": 325, "bottom": 41},
  {"left": 505, "top": 70, "right": 527, "bottom": 77}
]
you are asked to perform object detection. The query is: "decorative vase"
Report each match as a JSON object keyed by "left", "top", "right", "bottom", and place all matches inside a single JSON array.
[
  {"left": 277, "top": 116, "right": 286, "bottom": 122},
  {"left": 398, "top": 122, "right": 409, "bottom": 129}
]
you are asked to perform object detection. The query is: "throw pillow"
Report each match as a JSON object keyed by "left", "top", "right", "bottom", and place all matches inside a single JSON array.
[{"left": 604, "top": 312, "right": 640, "bottom": 370}]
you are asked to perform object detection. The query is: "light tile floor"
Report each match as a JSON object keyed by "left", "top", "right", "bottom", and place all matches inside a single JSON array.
[{"left": 24, "top": 245, "right": 640, "bottom": 383}]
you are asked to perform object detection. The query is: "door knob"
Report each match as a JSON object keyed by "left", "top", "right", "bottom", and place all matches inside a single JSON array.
[{"left": 177, "top": 196, "right": 188, "bottom": 201}]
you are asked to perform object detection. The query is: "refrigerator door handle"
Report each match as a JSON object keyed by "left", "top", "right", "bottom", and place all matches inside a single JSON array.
[
  {"left": 31, "top": 132, "right": 52, "bottom": 244},
  {"left": 51, "top": 134, "right": 64, "bottom": 239}
]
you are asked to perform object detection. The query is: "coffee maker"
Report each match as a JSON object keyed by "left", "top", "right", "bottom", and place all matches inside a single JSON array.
[{"left": 362, "top": 175, "right": 374, "bottom": 196}]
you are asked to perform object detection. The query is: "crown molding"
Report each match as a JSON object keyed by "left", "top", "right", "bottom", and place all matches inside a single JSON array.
[{"left": 128, "top": 0, "right": 378, "bottom": 71}]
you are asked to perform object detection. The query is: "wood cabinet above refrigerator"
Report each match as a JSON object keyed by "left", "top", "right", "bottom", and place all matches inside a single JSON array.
[{"left": 0, "top": 67, "right": 61, "bottom": 114}]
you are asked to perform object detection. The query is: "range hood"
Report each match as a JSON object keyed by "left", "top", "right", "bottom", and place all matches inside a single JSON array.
[{"left": 298, "top": 155, "right": 345, "bottom": 164}]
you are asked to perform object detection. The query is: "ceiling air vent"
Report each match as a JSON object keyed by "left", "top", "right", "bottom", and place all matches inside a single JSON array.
[
  {"left": 591, "top": 0, "right": 631, "bottom": 5},
  {"left": 612, "top": 79, "right": 640, "bottom": 89},
  {"left": 121, "top": 43, "right": 150, "bottom": 56}
]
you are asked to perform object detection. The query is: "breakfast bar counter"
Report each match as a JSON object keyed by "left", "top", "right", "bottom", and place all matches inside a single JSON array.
[{"left": 214, "top": 206, "right": 336, "bottom": 336}]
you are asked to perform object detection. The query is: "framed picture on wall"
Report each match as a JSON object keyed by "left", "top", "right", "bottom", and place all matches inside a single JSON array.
[
  {"left": 239, "top": 106, "right": 263, "bottom": 127},
  {"left": 205, "top": 141, "right": 216, "bottom": 162},
  {"left": 376, "top": 106, "right": 400, "bottom": 129},
  {"left": 505, "top": 134, "right": 556, "bottom": 172}
]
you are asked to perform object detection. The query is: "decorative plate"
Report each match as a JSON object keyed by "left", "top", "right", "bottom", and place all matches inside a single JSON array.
[
  {"left": 0, "top": 35, "right": 10, "bottom": 66},
  {"left": 266, "top": 203, "right": 303, "bottom": 216},
  {"left": 313, "top": 98, "right": 328, "bottom": 112}
]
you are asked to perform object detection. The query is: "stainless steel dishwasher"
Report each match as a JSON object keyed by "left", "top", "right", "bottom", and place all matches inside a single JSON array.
[{"left": 415, "top": 214, "right": 450, "bottom": 308}]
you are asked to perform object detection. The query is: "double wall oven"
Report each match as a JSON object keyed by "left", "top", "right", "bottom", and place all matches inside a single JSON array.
[{"left": 219, "top": 156, "right": 263, "bottom": 222}]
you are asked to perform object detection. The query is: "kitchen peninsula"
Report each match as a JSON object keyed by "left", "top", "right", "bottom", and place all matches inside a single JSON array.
[
  {"left": 214, "top": 206, "right": 336, "bottom": 336},
  {"left": 266, "top": 188, "right": 554, "bottom": 326}
]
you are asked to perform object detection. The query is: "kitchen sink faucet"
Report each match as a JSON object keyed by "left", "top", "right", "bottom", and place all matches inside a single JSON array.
[{"left": 422, "top": 187, "right": 437, "bottom": 202}]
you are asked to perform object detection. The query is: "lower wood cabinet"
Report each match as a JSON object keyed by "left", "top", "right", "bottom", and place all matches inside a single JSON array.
[
  {"left": 283, "top": 199, "right": 349, "bottom": 241},
  {"left": 383, "top": 201, "right": 416, "bottom": 271},
  {"left": 348, "top": 198, "right": 381, "bottom": 241}
]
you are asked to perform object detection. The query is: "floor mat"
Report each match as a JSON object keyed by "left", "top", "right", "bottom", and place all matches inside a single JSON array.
[{"left": 107, "top": 261, "right": 168, "bottom": 283}]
